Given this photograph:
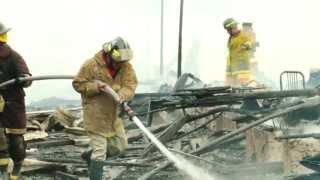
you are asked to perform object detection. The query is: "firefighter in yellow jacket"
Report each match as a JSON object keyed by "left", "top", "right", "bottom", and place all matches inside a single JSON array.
[
  {"left": 72, "top": 37, "right": 138, "bottom": 179},
  {"left": 223, "top": 18, "right": 256, "bottom": 86}
]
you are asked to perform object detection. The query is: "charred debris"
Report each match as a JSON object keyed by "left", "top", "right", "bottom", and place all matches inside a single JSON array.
[{"left": 21, "top": 73, "right": 320, "bottom": 179}]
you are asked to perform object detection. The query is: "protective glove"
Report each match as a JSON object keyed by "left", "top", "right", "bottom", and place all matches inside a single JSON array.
[
  {"left": 15, "top": 74, "right": 32, "bottom": 87},
  {"left": 121, "top": 102, "right": 135, "bottom": 121}
]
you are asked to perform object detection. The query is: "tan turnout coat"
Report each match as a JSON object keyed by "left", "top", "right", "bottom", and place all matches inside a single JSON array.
[{"left": 72, "top": 51, "right": 137, "bottom": 137}]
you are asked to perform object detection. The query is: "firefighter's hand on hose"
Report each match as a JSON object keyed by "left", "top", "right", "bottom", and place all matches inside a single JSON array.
[
  {"left": 118, "top": 94, "right": 125, "bottom": 104},
  {"left": 121, "top": 102, "right": 135, "bottom": 121},
  {"left": 15, "top": 74, "right": 32, "bottom": 88},
  {"left": 95, "top": 80, "right": 121, "bottom": 102},
  {"left": 96, "top": 80, "right": 106, "bottom": 92}
]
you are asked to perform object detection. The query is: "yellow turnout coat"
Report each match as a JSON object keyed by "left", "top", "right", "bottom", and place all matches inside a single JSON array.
[{"left": 225, "top": 31, "right": 255, "bottom": 86}]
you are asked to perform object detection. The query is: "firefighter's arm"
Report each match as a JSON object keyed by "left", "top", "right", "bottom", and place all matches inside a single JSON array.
[
  {"left": 13, "top": 54, "right": 32, "bottom": 87},
  {"left": 117, "top": 63, "right": 138, "bottom": 102},
  {"left": 241, "top": 33, "right": 255, "bottom": 50},
  {"left": 72, "top": 61, "right": 100, "bottom": 97},
  {"left": 241, "top": 41, "right": 253, "bottom": 50}
]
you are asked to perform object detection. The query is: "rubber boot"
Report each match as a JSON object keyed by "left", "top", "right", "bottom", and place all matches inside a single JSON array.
[
  {"left": 10, "top": 161, "right": 23, "bottom": 180},
  {"left": 9, "top": 175, "right": 18, "bottom": 180},
  {"left": 0, "top": 169, "right": 9, "bottom": 180},
  {"left": 89, "top": 160, "right": 103, "bottom": 180},
  {"left": 81, "top": 149, "right": 93, "bottom": 166},
  {"left": 0, "top": 158, "right": 10, "bottom": 180}
]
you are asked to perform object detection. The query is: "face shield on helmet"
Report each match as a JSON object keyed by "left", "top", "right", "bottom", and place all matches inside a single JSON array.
[{"left": 103, "top": 37, "right": 133, "bottom": 63}]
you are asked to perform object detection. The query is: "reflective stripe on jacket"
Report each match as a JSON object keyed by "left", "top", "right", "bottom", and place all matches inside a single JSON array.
[{"left": 226, "top": 31, "right": 254, "bottom": 76}]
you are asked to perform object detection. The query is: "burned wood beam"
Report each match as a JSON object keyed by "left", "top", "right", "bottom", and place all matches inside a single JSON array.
[
  {"left": 27, "top": 138, "right": 74, "bottom": 148},
  {"left": 206, "top": 88, "right": 320, "bottom": 102},
  {"left": 194, "top": 96, "right": 320, "bottom": 155},
  {"left": 275, "top": 133, "right": 320, "bottom": 140},
  {"left": 185, "top": 107, "right": 228, "bottom": 123},
  {"left": 24, "top": 131, "right": 48, "bottom": 142},
  {"left": 100, "top": 161, "right": 154, "bottom": 168},
  {"left": 173, "top": 86, "right": 232, "bottom": 96},
  {"left": 142, "top": 155, "right": 165, "bottom": 163},
  {"left": 40, "top": 157, "right": 153, "bottom": 168},
  {"left": 133, "top": 92, "right": 170, "bottom": 98},
  {"left": 39, "top": 158, "right": 86, "bottom": 164},
  {"left": 27, "top": 107, "right": 82, "bottom": 116},
  {"left": 138, "top": 161, "right": 171, "bottom": 180},
  {"left": 128, "top": 123, "right": 171, "bottom": 142},
  {"left": 173, "top": 113, "right": 223, "bottom": 140},
  {"left": 126, "top": 144, "right": 146, "bottom": 151},
  {"left": 22, "top": 158, "right": 67, "bottom": 174},
  {"left": 138, "top": 88, "right": 320, "bottom": 115},
  {"left": 211, "top": 134, "right": 245, "bottom": 149},
  {"left": 141, "top": 107, "right": 227, "bottom": 157},
  {"left": 136, "top": 100, "right": 239, "bottom": 116},
  {"left": 64, "top": 127, "right": 87, "bottom": 135},
  {"left": 55, "top": 171, "right": 79, "bottom": 180}
]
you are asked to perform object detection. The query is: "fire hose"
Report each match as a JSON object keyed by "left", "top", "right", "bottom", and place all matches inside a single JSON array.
[
  {"left": 0, "top": 74, "right": 137, "bottom": 117},
  {"left": 0, "top": 75, "right": 75, "bottom": 89},
  {"left": 99, "top": 84, "right": 136, "bottom": 119},
  {"left": 0, "top": 75, "right": 136, "bottom": 116}
]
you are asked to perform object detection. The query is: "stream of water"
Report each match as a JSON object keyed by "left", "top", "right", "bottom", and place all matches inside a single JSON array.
[{"left": 132, "top": 116, "right": 217, "bottom": 180}]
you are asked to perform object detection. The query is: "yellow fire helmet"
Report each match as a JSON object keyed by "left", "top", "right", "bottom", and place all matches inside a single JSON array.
[
  {"left": 223, "top": 18, "right": 238, "bottom": 29},
  {"left": 103, "top": 37, "right": 133, "bottom": 62},
  {"left": 0, "top": 21, "right": 10, "bottom": 43},
  {"left": 0, "top": 33, "right": 8, "bottom": 43}
]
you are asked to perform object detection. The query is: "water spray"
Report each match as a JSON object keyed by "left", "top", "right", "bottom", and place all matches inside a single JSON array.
[{"left": 100, "top": 84, "right": 216, "bottom": 180}]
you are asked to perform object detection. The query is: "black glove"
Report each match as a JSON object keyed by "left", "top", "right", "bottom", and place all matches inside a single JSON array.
[{"left": 15, "top": 74, "right": 32, "bottom": 87}]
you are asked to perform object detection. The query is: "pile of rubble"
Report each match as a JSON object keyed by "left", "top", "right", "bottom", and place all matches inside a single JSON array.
[{"left": 18, "top": 74, "right": 320, "bottom": 179}]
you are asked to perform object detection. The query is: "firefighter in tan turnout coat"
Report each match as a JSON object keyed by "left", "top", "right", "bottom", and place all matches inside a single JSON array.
[{"left": 72, "top": 37, "right": 137, "bottom": 179}]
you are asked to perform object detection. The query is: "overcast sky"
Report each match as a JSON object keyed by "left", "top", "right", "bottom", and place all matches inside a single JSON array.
[{"left": 1, "top": 0, "right": 320, "bottom": 103}]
